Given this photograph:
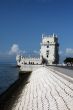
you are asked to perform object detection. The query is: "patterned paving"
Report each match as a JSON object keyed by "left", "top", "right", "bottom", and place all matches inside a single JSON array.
[{"left": 12, "top": 67, "right": 73, "bottom": 110}]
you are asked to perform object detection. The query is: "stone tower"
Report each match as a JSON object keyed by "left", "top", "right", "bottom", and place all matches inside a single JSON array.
[{"left": 40, "top": 34, "right": 59, "bottom": 64}]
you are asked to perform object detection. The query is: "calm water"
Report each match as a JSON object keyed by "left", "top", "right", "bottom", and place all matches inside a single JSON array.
[{"left": 0, "top": 63, "right": 19, "bottom": 94}]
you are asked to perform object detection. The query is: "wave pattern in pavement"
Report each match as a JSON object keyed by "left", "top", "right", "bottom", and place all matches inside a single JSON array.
[{"left": 12, "top": 67, "right": 73, "bottom": 110}]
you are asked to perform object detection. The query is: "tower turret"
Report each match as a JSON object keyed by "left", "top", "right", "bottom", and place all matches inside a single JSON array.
[{"left": 40, "top": 34, "right": 59, "bottom": 64}]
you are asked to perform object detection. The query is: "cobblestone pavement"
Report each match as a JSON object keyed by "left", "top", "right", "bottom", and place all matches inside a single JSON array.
[{"left": 12, "top": 67, "right": 73, "bottom": 110}]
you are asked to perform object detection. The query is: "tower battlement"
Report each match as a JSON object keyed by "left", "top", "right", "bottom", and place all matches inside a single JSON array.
[
  {"left": 40, "top": 34, "right": 59, "bottom": 64},
  {"left": 16, "top": 34, "right": 59, "bottom": 66}
]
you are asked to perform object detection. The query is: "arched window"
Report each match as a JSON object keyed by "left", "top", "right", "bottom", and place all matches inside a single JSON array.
[
  {"left": 47, "top": 41, "right": 49, "bottom": 43},
  {"left": 47, "top": 45, "right": 49, "bottom": 48},
  {"left": 47, "top": 55, "right": 48, "bottom": 58}
]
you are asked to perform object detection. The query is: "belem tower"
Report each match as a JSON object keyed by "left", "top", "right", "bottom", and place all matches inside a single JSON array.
[{"left": 16, "top": 34, "right": 59, "bottom": 66}]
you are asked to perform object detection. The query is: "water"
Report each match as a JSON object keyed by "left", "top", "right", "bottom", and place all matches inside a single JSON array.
[{"left": 0, "top": 63, "right": 19, "bottom": 94}]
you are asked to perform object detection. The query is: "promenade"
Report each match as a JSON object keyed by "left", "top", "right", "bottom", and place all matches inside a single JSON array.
[{"left": 11, "top": 67, "right": 73, "bottom": 110}]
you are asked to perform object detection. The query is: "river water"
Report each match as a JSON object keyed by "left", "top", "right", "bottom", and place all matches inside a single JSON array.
[{"left": 0, "top": 63, "right": 19, "bottom": 94}]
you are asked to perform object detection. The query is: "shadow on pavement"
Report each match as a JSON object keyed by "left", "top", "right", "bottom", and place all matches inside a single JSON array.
[{"left": 0, "top": 72, "right": 31, "bottom": 110}]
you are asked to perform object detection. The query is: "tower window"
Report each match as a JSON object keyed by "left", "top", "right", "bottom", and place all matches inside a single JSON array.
[
  {"left": 47, "top": 45, "right": 49, "bottom": 48},
  {"left": 47, "top": 41, "right": 49, "bottom": 43},
  {"left": 46, "top": 50, "right": 49, "bottom": 54},
  {"left": 47, "top": 55, "right": 48, "bottom": 58}
]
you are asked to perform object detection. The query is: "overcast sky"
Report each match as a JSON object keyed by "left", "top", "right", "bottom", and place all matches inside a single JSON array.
[{"left": 0, "top": 0, "right": 73, "bottom": 61}]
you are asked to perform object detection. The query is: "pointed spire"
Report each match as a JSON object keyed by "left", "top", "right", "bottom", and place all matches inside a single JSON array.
[{"left": 53, "top": 33, "right": 55, "bottom": 37}]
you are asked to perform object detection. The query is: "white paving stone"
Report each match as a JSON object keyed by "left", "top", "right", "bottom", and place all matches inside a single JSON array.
[{"left": 12, "top": 67, "right": 73, "bottom": 110}]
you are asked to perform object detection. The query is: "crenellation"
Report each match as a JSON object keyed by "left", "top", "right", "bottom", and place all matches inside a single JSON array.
[{"left": 16, "top": 33, "right": 59, "bottom": 66}]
